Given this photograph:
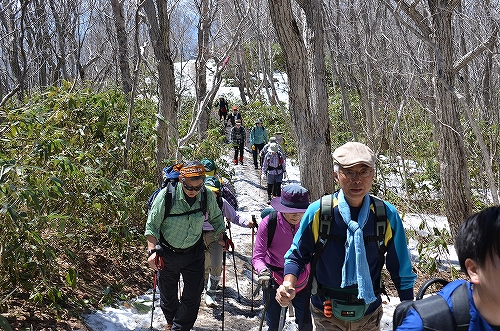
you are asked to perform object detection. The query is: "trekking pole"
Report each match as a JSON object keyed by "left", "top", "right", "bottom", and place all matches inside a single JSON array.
[
  {"left": 258, "top": 283, "right": 270, "bottom": 331},
  {"left": 226, "top": 221, "right": 241, "bottom": 302},
  {"left": 222, "top": 243, "right": 227, "bottom": 331},
  {"left": 150, "top": 246, "right": 164, "bottom": 331},
  {"left": 277, "top": 281, "right": 291, "bottom": 331},
  {"left": 251, "top": 215, "right": 256, "bottom": 312}
]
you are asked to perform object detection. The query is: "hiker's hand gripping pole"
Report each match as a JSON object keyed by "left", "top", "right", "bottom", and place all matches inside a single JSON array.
[{"left": 277, "top": 281, "right": 291, "bottom": 331}]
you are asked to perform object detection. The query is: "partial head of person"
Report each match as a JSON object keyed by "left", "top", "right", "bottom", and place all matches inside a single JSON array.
[
  {"left": 268, "top": 142, "right": 278, "bottom": 153},
  {"left": 175, "top": 161, "right": 206, "bottom": 198},
  {"left": 270, "top": 184, "right": 310, "bottom": 226},
  {"left": 269, "top": 136, "right": 277, "bottom": 143},
  {"left": 235, "top": 119, "right": 242, "bottom": 126},
  {"left": 204, "top": 176, "right": 221, "bottom": 197},
  {"left": 232, "top": 105, "right": 238, "bottom": 112},
  {"left": 456, "top": 206, "right": 500, "bottom": 309},
  {"left": 333, "top": 142, "right": 376, "bottom": 207},
  {"left": 201, "top": 158, "right": 216, "bottom": 176},
  {"left": 255, "top": 118, "right": 262, "bottom": 126},
  {"left": 261, "top": 207, "right": 275, "bottom": 220}
]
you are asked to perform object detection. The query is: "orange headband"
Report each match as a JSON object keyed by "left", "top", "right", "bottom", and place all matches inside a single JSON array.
[{"left": 175, "top": 164, "right": 206, "bottom": 178}]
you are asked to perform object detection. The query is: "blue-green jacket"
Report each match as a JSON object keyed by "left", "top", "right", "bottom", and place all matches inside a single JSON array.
[{"left": 250, "top": 125, "right": 268, "bottom": 145}]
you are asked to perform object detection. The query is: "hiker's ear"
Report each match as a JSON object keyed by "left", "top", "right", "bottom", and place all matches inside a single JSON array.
[{"left": 465, "top": 258, "right": 479, "bottom": 283}]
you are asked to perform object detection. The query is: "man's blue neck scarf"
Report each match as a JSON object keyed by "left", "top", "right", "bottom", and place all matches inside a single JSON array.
[{"left": 338, "top": 190, "right": 376, "bottom": 304}]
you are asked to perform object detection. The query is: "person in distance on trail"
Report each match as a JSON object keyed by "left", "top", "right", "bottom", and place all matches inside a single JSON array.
[
  {"left": 202, "top": 176, "right": 255, "bottom": 307},
  {"left": 227, "top": 105, "right": 243, "bottom": 127},
  {"left": 230, "top": 119, "right": 246, "bottom": 165},
  {"left": 145, "top": 161, "right": 225, "bottom": 331},
  {"left": 250, "top": 118, "right": 268, "bottom": 169},
  {"left": 260, "top": 136, "right": 286, "bottom": 168},
  {"left": 214, "top": 96, "right": 229, "bottom": 123},
  {"left": 261, "top": 142, "right": 286, "bottom": 203},
  {"left": 395, "top": 206, "right": 500, "bottom": 331},
  {"left": 253, "top": 184, "right": 313, "bottom": 331},
  {"left": 276, "top": 141, "right": 416, "bottom": 331}
]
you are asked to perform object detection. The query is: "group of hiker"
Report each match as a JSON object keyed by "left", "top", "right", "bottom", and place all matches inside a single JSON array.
[{"left": 145, "top": 141, "right": 500, "bottom": 331}]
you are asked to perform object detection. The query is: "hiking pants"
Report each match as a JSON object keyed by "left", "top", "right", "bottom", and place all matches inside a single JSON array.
[
  {"left": 310, "top": 303, "right": 383, "bottom": 331},
  {"left": 202, "top": 230, "right": 223, "bottom": 281},
  {"left": 263, "top": 285, "right": 313, "bottom": 331},
  {"left": 252, "top": 143, "right": 265, "bottom": 167},
  {"left": 266, "top": 172, "right": 283, "bottom": 197},
  {"left": 233, "top": 143, "right": 244, "bottom": 161},
  {"left": 219, "top": 110, "right": 227, "bottom": 122},
  {"left": 158, "top": 237, "right": 205, "bottom": 331}
]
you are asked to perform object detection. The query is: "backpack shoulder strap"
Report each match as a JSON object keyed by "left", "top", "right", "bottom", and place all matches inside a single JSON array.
[
  {"left": 412, "top": 282, "right": 470, "bottom": 331},
  {"left": 452, "top": 282, "right": 470, "bottom": 331},
  {"left": 370, "top": 195, "right": 389, "bottom": 294},
  {"left": 412, "top": 294, "right": 454, "bottom": 331},
  {"left": 163, "top": 182, "right": 176, "bottom": 220},
  {"left": 267, "top": 211, "right": 278, "bottom": 248},
  {"left": 307, "top": 194, "right": 334, "bottom": 295},
  {"left": 371, "top": 195, "right": 387, "bottom": 245}
]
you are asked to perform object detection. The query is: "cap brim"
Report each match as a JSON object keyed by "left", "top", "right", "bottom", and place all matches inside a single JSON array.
[
  {"left": 337, "top": 161, "right": 374, "bottom": 168},
  {"left": 270, "top": 197, "right": 308, "bottom": 213}
]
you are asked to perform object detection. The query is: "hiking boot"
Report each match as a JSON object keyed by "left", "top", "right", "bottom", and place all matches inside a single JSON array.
[
  {"left": 239, "top": 157, "right": 244, "bottom": 165},
  {"left": 233, "top": 159, "right": 238, "bottom": 165},
  {"left": 254, "top": 165, "right": 258, "bottom": 169}
]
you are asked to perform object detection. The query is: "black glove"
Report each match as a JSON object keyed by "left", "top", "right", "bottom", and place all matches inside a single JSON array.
[{"left": 258, "top": 269, "right": 271, "bottom": 286}]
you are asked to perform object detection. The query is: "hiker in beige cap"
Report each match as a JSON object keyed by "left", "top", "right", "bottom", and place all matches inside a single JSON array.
[{"left": 276, "top": 141, "right": 416, "bottom": 331}]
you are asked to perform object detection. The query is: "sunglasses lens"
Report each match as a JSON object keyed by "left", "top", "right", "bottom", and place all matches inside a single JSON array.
[{"left": 183, "top": 183, "right": 202, "bottom": 191}]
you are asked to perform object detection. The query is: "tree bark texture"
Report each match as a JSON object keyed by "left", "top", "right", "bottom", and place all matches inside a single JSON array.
[
  {"left": 111, "top": 0, "right": 133, "bottom": 95},
  {"left": 143, "top": 0, "right": 179, "bottom": 184},
  {"left": 428, "top": 0, "right": 472, "bottom": 237},
  {"left": 268, "top": 0, "right": 334, "bottom": 200}
]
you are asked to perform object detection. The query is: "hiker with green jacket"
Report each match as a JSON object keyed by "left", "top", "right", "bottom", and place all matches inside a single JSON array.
[
  {"left": 145, "top": 161, "right": 225, "bottom": 331},
  {"left": 276, "top": 142, "right": 416, "bottom": 331}
]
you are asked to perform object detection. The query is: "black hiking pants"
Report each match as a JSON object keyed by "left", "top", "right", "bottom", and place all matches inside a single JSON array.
[{"left": 159, "top": 237, "right": 205, "bottom": 331}]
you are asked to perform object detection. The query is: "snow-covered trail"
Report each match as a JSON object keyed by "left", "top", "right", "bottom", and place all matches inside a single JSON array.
[{"left": 83, "top": 155, "right": 400, "bottom": 331}]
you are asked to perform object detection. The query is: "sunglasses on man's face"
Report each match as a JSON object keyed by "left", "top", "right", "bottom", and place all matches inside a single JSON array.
[{"left": 182, "top": 181, "right": 204, "bottom": 192}]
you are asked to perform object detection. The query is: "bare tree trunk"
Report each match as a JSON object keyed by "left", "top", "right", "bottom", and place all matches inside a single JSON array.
[
  {"left": 111, "top": 0, "right": 133, "bottom": 95},
  {"left": 143, "top": 0, "right": 179, "bottom": 183},
  {"left": 48, "top": 0, "right": 70, "bottom": 81},
  {"left": 196, "top": 0, "right": 210, "bottom": 140},
  {"left": 268, "top": 0, "right": 334, "bottom": 200},
  {"left": 429, "top": 0, "right": 471, "bottom": 237}
]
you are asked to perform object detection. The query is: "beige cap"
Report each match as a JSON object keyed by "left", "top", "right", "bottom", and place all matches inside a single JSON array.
[{"left": 333, "top": 142, "right": 375, "bottom": 168}]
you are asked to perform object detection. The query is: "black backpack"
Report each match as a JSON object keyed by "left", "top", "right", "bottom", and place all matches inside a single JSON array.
[{"left": 392, "top": 278, "right": 470, "bottom": 331}]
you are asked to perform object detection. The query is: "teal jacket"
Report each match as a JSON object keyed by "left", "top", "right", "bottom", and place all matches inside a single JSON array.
[{"left": 250, "top": 125, "right": 268, "bottom": 145}]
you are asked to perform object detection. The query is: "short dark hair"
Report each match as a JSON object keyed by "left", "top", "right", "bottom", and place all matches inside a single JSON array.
[{"left": 455, "top": 206, "right": 500, "bottom": 271}]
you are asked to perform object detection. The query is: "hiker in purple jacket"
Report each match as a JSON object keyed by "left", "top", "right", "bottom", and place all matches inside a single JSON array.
[{"left": 252, "top": 184, "right": 313, "bottom": 331}]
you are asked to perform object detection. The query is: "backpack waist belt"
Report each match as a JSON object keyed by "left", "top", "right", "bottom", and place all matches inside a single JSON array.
[
  {"left": 160, "top": 236, "right": 203, "bottom": 254},
  {"left": 267, "top": 165, "right": 283, "bottom": 170},
  {"left": 319, "top": 287, "right": 366, "bottom": 304}
]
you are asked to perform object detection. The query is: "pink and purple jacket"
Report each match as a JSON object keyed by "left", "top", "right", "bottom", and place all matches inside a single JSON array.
[{"left": 252, "top": 212, "right": 310, "bottom": 288}]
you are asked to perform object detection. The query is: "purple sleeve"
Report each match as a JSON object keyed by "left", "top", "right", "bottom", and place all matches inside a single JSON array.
[
  {"left": 222, "top": 198, "right": 249, "bottom": 227},
  {"left": 252, "top": 216, "right": 270, "bottom": 274}
]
